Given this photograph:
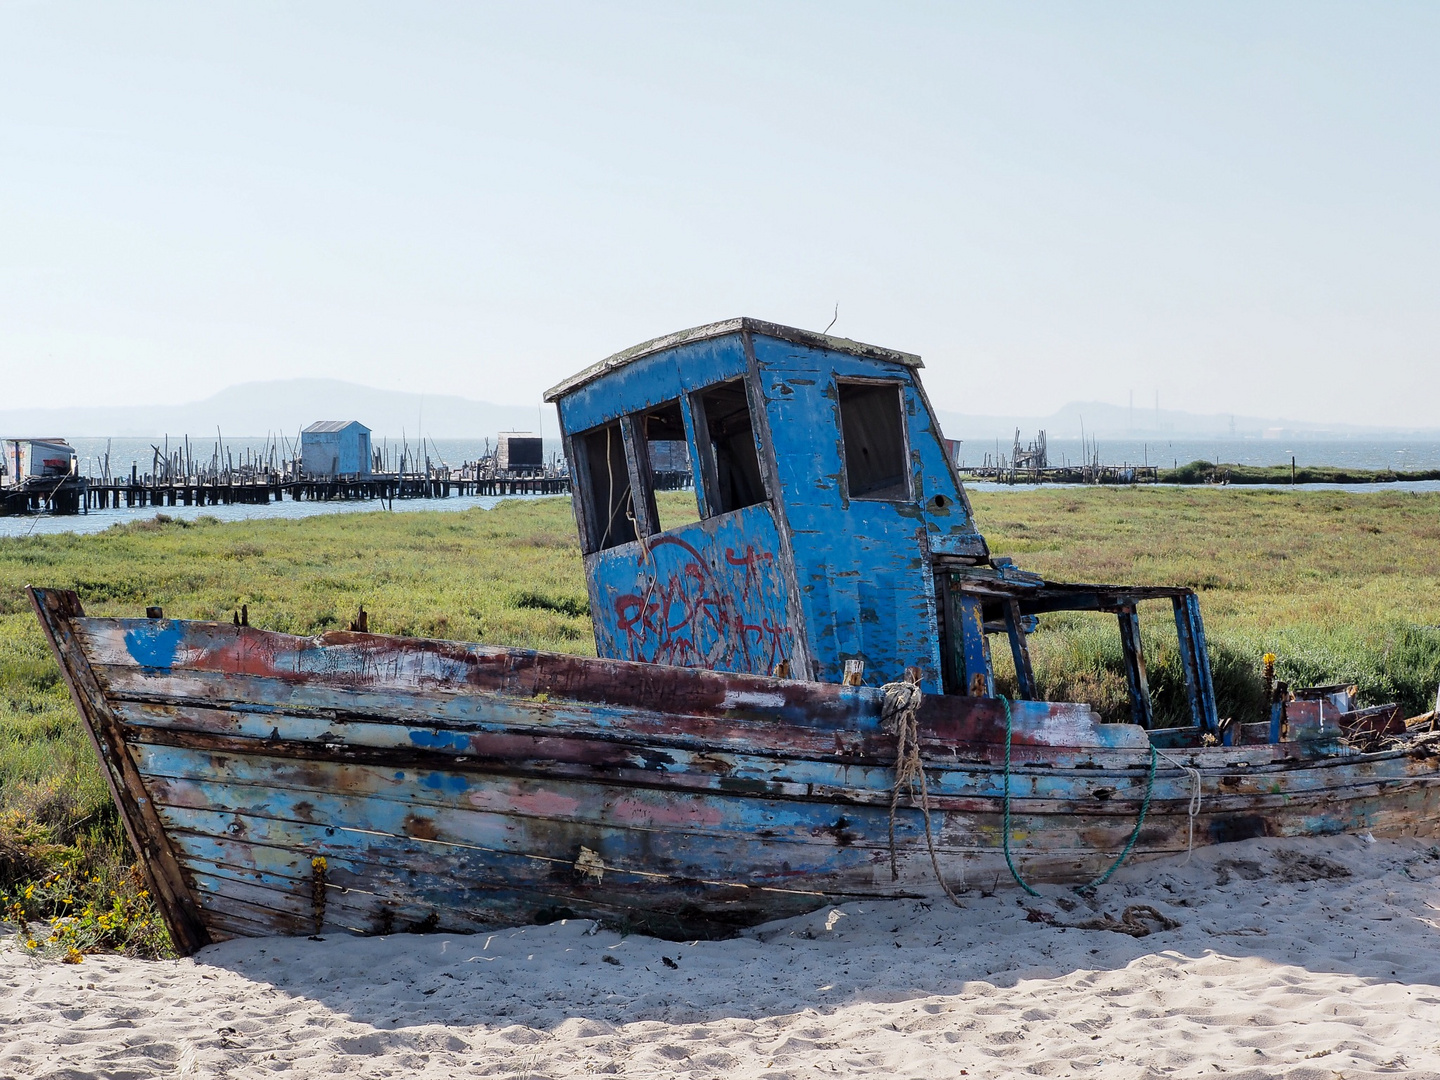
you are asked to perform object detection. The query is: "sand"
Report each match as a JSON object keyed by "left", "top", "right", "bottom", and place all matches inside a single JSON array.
[{"left": 5, "top": 835, "right": 1440, "bottom": 1079}]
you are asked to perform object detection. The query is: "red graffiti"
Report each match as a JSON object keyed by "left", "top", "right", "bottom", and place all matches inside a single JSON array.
[{"left": 609, "top": 531, "right": 791, "bottom": 674}]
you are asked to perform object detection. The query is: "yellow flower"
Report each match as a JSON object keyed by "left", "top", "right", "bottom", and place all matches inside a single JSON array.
[
  {"left": 62, "top": 947, "right": 83, "bottom": 964},
  {"left": 24, "top": 939, "right": 37, "bottom": 949}
]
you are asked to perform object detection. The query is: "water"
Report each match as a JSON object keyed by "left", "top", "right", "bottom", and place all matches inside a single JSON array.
[
  {"left": 0, "top": 493, "right": 539, "bottom": 539},
  {"left": 1, "top": 433, "right": 570, "bottom": 538},
  {"left": 79, "top": 435, "right": 1440, "bottom": 477},
  {"left": 967, "top": 480, "right": 1440, "bottom": 494},
  {"left": 60, "top": 436, "right": 567, "bottom": 479},
  {"left": 7, "top": 434, "right": 1440, "bottom": 539},
  {"left": 955, "top": 437, "right": 1440, "bottom": 472},
  {"left": 960, "top": 436, "right": 1440, "bottom": 494}
]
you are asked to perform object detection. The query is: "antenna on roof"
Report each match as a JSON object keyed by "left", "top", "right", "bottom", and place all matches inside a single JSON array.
[{"left": 823, "top": 303, "right": 839, "bottom": 336}]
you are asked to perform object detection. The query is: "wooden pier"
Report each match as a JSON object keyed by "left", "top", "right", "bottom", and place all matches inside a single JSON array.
[
  {"left": 1, "top": 476, "right": 88, "bottom": 516},
  {"left": 959, "top": 464, "right": 1161, "bottom": 485},
  {"left": 3, "top": 471, "right": 572, "bottom": 517},
  {"left": 79, "top": 472, "right": 570, "bottom": 511}
]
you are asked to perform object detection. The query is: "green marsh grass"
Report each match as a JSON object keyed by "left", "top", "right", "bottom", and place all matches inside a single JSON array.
[
  {"left": 974, "top": 486, "right": 1440, "bottom": 724},
  {"left": 0, "top": 487, "right": 1437, "bottom": 954}
]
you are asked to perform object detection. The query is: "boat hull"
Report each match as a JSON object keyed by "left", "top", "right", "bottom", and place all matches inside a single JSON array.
[{"left": 29, "top": 588, "right": 1440, "bottom": 954}]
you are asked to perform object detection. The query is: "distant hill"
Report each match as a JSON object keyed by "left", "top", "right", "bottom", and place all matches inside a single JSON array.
[
  {"left": 0, "top": 379, "right": 546, "bottom": 439},
  {"left": 3, "top": 379, "right": 1434, "bottom": 444}
]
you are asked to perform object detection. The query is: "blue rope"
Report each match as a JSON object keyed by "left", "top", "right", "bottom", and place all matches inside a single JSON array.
[{"left": 1000, "top": 695, "right": 1159, "bottom": 896}]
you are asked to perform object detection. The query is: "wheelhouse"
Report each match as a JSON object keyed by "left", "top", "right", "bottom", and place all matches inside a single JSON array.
[{"left": 545, "top": 318, "right": 1219, "bottom": 736}]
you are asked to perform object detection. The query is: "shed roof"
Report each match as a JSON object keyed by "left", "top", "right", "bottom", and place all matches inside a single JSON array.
[
  {"left": 302, "top": 420, "right": 369, "bottom": 434},
  {"left": 543, "top": 317, "right": 922, "bottom": 402}
]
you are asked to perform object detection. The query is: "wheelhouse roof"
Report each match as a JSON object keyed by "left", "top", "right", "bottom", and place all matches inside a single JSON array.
[{"left": 542, "top": 317, "right": 923, "bottom": 403}]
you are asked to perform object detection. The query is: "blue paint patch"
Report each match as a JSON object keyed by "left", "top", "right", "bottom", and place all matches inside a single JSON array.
[
  {"left": 422, "top": 772, "right": 470, "bottom": 792},
  {"left": 124, "top": 622, "right": 185, "bottom": 674},
  {"left": 408, "top": 729, "right": 471, "bottom": 752}
]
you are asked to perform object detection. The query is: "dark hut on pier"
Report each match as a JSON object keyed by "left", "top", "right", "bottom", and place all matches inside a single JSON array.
[
  {"left": 496, "top": 432, "right": 543, "bottom": 475},
  {"left": 301, "top": 421, "right": 372, "bottom": 478}
]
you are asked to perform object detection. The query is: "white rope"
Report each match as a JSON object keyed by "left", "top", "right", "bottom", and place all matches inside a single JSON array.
[
  {"left": 1155, "top": 746, "right": 1203, "bottom": 864},
  {"left": 882, "top": 680, "right": 965, "bottom": 907}
]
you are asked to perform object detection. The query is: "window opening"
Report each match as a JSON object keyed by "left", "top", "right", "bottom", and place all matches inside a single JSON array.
[
  {"left": 838, "top": 381, "right": 909, "bottom": 501},
  {"left": 580, "top": 422, "right": 637, "bottom": 551},
  {"left": 639, "top": 400, "right": 699, "bottom": 532},
  {"left": 695, "top": 380, "right": 766, "bottom": 515}
]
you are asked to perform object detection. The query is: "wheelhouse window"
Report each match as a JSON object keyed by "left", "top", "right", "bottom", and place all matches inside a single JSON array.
[
  {"left": 637, "top": 400, "right": 698, "bottom": 532},
  {"left": 579, "top": 421, "right": 637, "bottom": 551},
  {"left": 838, "top": 380, "right": 909, "bottom": 501},
  {"left": 692, "top": 379, "right": 766, "bottom": 516}
]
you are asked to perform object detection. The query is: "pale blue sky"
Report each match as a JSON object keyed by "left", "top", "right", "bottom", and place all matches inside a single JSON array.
[{"left": 2, "top": 3, "right": 1437, "bottom": 426}]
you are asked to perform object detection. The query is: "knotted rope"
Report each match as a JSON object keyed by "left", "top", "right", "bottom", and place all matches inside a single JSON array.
[
  {"left": 882, "top": 680, "right": 965, "bottom": 907},
  {"left": 1155, "top": 746, "right": 1203, "bottom": 864}
]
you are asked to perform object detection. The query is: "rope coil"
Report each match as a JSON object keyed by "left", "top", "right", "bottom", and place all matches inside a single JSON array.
[{"left": 882, "top": 680, "right": 965, "bottom": 907}]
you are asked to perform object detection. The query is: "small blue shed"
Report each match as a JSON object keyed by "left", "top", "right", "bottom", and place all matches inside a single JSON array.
[{"left": 301, "top": 421, "right": 372, "bottom": 478}]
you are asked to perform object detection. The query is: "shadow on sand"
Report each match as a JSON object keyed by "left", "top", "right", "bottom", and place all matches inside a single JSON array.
[{"left": 194, "top": 834, "right": 1440, "bottom": 1032}]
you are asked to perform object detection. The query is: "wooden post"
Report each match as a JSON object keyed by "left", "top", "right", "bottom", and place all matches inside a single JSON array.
[
  {"left": 1003, "top": 599, "right": 1038, "bottom": 700},
  {"left": 1116, "top": 605, "right": 1154, "bottom": 728}
]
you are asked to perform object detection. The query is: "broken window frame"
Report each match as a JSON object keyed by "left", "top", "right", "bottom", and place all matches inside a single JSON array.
[
  {"left": 936, "top": 571, "right": 1221, "bottom": 735},
  {"left": 623, "top": 399, "right": 698, "bottom": 539},
  {"left": 835, "top": 377, "right": 912, "bottom": 503},
  {"left": 688, "top": 377, "right": 769, "bottom": 519},
  {"left": 573, "top": 419, "right": 640, "bottom": 553}
]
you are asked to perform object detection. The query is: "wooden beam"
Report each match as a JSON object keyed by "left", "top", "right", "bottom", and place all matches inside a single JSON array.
[
  {"left": 26, "top": 587, "right": 211, "bottom": 955},
  {"left": 1004, "top": 599, "right": 1038, "bottom": 700},
  {"left": 1116, "top": 605, "right": 1154, "bottom": 729}
]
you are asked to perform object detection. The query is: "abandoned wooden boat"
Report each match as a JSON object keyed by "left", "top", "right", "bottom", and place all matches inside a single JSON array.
[{"left": 30, "top": 317, "right": 1440, "bottom": 955}]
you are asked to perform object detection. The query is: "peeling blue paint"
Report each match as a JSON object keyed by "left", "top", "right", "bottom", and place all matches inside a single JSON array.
[
  {"left": 422, "top": 771, "right": 470, "bottom": 792},
  {"left": 123, "top": 621, "right": 184, "bottom": 673},
  {"left": 409, "top": 729, "right": 471, "bottom": 752},
  {"left": 588, "top": 504, "right": 793, "bottom": 676}
]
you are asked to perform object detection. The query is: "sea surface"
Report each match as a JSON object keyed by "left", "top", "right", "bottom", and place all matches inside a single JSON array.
[
  {"left": 59, "top": 436, "right": 566, "bottom": 478},
  {"left": 958, "top": 436, "right": 1440, "bottom": 472},
  {"left": 0, "top": 493, "right": 529, "bottom": 538},
  {"left": 56, "top": 435, "right": 1440, "bottom": 477},
  {"left": 4, "top": 435, "right": 1439, "bottom": 539}
]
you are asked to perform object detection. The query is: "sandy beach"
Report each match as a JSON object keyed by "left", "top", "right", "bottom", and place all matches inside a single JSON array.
[{"left": 5, "top": 834, "right": 1440, "bottom": 1079}]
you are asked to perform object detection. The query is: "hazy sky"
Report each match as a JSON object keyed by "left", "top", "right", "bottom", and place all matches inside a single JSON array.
[{"left": 3, "top": 3, "right": 1438, "bottom": 426}]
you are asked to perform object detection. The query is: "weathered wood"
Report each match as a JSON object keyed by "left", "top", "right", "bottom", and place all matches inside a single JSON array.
[
  {"left": 1004, "top": 599, "right": 1038, "bottom": 701},
  {"left": 1116, "top": 606, "right": 1154, "bottom": 729},
  {"left": 26, "top": 589, "right": 211, "bottom": 953}
]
